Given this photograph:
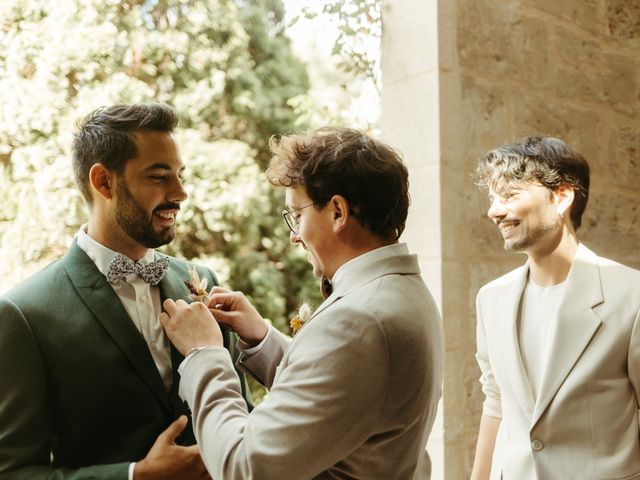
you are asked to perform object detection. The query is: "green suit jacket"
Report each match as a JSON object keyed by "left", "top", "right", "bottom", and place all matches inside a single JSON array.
[{"left": 0, "top": 241, "right": 251, "bottom": 479}]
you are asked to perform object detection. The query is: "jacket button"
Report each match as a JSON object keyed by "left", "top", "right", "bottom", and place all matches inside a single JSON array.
[{"left": 531, "top": 439, "right": 544, "bottom": 451}]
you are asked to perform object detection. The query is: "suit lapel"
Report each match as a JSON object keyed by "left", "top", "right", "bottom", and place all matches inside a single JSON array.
[
  {"left": 531, "top": 245, "right": 603, "bottom": 428},
  {"left": 496, "top": 265, "right": 536, "bottom": 418},
  {"left": 158, "top": 260, "right": 186, "bottom": 305},
  {"left": 159, "top": 264, "right": 188, "bottom": 400},
  {"left": 63, "top": 242, "right": 172, "bottom": 413}
]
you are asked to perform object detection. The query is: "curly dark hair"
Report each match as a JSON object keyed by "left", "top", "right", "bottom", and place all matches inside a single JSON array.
[
  {"left": 476, "top": 136, "right": 590, "bottom": 229},
  {"left": 72, "top": 103, "right": 178, "bottom": 205},
  {"left": 267, "top": 127, "right": 410, "bottom": 240}
]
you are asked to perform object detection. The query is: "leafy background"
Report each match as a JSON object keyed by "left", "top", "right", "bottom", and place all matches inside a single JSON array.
[{"left": 0, "top": 0, "right": 381, "bottom": 401}]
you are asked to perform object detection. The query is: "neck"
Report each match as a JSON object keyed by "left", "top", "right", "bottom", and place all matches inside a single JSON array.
[
  {"left": 87, "top": 211, "right": 149, "bottom": 261},
  {"left": 527, "top": 229, "right": 578, "bottom": 286},
  {"left": 327, "top": 232, "right": 395, "bottom": 279}
]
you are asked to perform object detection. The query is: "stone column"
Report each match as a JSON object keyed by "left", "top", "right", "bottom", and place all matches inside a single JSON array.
[
  {"left": 381, "top": 0, "right": 640, "bottom": 478},
  {"left": 380, "top": 0, "right": 445, "bottom": 477}
]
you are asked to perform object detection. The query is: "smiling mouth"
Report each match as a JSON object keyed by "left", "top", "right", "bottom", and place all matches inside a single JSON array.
[
  {"left": 498, "top": 220, "right": 520, "bottom": 235},
  {"left": 154, "top": 209, "right": 179, "bottom": 225}
]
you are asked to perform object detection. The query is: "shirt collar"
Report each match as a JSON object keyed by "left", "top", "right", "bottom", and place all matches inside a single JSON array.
[
  {"left": 75, "top": 225, "right": 156, "bottom": 278},
  {"left": 330, "top": 243, "right": 409, "bottom": 292}
]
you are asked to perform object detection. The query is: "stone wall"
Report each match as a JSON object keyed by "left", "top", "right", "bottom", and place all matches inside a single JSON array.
[{"left": 381, "top": 0, "right": 640, "bottom": 478}]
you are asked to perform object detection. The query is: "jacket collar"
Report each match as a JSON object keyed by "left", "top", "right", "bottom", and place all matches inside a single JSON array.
[{"left": 308, "top": 243, "right": 420, "bottom": 321}]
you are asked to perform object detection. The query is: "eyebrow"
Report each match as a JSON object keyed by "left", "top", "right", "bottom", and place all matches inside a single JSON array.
[{"left": 144, "top": 163, "right": 185, "bottom": 173}]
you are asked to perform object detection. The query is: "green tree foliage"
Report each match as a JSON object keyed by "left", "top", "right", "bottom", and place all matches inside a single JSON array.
[
  {"left": 0, "top": 0, "right": 324, "bottom": 335},
  {"left": 295, "top": 0, "right": 381, "bottom": 92}
]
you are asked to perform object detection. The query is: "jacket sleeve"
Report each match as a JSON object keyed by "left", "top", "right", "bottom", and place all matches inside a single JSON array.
[
  {"left": 178, "top": 305, "right": 389, "bottom": 480},
  {"left": 236, "top": 325, "right": 291, "bottom": 389},
  {"left": 475, "top": 291, "right": 502, "bottom": 418},
  {"left": 627, "top": 308, "right": 640, "bottom": 430},
  {"left": 0, "top": 298, "right": 129, "bottom": 480}
]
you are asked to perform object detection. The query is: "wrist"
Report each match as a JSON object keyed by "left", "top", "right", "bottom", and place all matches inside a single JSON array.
[
  {"left": 133, "top": 460, "right": 150, "bottom": 480},
  {"left": 242, "top": 322, "right": 269, "bottom": 347}
]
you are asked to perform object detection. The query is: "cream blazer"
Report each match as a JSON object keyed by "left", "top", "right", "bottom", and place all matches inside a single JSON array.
[
  {"left": 179, "top": 243, "right": 444, "bottom": 479},
  {"left": 476, "top": 244, "right": 640, "bottom": 479}
]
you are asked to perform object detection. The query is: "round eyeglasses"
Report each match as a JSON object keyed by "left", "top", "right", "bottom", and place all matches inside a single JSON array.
[{"left": 282, "top": 202, "right": 315, "bottom": 235}]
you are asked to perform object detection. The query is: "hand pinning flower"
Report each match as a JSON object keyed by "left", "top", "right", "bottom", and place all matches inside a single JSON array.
[
  {"left": 290, "top": 302, "right": 313, "bottom": 335},
  {"left": 184, "top": 267, "right": 211, "bottom": 303}
]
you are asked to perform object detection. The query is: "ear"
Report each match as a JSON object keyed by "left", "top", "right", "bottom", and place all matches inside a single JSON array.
[
  {"left": 89, "top": 164, "right": 115, "bottom": 201},
  {"left": 552, "top": 184, "right": 574, "bottom": 219},
  {"left": 329, "top": 195, "right": 350, "bottom": 233}
]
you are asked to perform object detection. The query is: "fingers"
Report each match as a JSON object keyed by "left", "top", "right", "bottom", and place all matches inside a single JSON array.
[
  {"left": 163, "top": 298, "right": 188, "bottom": 315},
  {"left": 159, "top": 312, "right": 170, "bottom": 329},
  {"left": 206, "top": 292, "right": 237, "bottom": 309},
  {"left": 209, "top": 286, "right": 231, "bottom": 295},
  {"left": 158, "top": 415, "right": 188, "bottom": 445}
]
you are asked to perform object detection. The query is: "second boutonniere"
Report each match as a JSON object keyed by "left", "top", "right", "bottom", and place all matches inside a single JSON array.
[
  {"left": 184, "top": 267, "right": 212, "bottom": 303},
  {"left": 290, "top": 302, "right": 313, "bottom": 336}
]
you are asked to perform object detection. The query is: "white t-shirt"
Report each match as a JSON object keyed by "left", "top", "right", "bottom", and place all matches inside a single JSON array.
[{"left": 517, "top": 275, "right": 566, "bottom": 399}]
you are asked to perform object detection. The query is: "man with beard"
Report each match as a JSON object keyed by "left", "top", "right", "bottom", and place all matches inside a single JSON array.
[
  {"left": 0, "top": 103, "right": 250, "bottom": 480},
  {"left": 470, "top": 137, "right": 640, "bottom": 480}
]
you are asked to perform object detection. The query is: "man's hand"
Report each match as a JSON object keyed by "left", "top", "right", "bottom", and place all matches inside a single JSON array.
[
  {"left": 134, "top": 416, "right": 210, "bottom": 480},
  {"left": 207, "top": 287, "right": 269, "bottom": 347},
  {"left": 160, "top": 299, "right": 223, "bottom": 355}
]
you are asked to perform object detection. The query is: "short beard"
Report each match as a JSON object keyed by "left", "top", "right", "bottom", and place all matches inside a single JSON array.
[
  {"left": 115, "top": 179, "right": 176, "bottom": 249},
  {"left": 503, "top": 216, "right": 560, "bottom": 253}
]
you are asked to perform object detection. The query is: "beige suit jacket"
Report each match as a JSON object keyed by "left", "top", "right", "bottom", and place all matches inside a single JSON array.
[
  {"left": 179, "top": 243, "right": 443, "bottom": 479},
  {"left": 476, "top": 244, "right": 640, "bottom": 479}
]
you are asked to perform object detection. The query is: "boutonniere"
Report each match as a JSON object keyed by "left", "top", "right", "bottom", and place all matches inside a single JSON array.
[
  {"left": 184, "top": 267, "right": 211, "bottom": 303},
  {"left": 290, "top": 302, "right": 313, "bottom": 335}
]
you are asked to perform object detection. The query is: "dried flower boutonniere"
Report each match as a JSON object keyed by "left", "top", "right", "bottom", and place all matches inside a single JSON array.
[
  {"left": 290, "top": 302, "right": 313, "bottom": 336},
  {"left": 184, "top": 266, "right": 212, "bottom": 303}
]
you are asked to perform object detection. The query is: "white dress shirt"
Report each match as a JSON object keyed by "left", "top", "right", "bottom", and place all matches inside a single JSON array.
[{"left": 76, "top": 226, "right": 171, "bottom": 480}]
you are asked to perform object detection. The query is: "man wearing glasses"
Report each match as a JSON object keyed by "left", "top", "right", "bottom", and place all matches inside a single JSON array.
[{"left": 159, "top": 127, "right": 444, "bottom": 479}]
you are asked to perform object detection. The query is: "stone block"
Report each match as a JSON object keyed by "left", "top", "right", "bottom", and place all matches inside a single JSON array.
[
  {"left": 455, "top": 74, "right": 511, "bottom": 151},
  {"left": 521, "top": 0, "right": 603, "bottom": 34},
  {"left": 457, "top": 0, "right": 515, "bottom": 75},
  {"left": 581, "top": 189, "right": 639, "bottom": 260},
  {"left": 555, "top": 28, "right": 601, "bottom": 69},
  {"left": 606, "top": 0, "right": 640, "bottom": 46},
  {"left": 441, "top": 261, "right": 475, "bottom": 351},
  {"left": 457, "top": 0, "right": 551, "bottom": 88},
  {"left": 511, "top": 94, "right": 602, "bottom": 162},
  {"left": 602, "top": 127, "right": 640, "bottom": 191},
  {"left": 555, "top": 53, "right": 638, "bottom": 116}
]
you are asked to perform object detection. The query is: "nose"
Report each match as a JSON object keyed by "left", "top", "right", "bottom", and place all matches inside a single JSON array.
[
  {"left": 487, "top": 197, "right": 506, "bottom": 222},
  {"left": 290, "top": 230, "right": 301, "bottom": 244},
  {"left": 169, "top": 176, "right": 188, "bottom": 203}
]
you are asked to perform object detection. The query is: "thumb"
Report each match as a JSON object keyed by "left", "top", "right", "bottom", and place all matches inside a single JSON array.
[{"left": 158, "top": 415, "right": 188, "bottom": 445}]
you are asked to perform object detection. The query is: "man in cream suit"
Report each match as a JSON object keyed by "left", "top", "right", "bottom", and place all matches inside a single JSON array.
[
  {"left": 160, "top": 127, "right": 444, "bottom": 479},
  {"left": 470, "top": 137, "right": 640, "bottom": 480},
  {"left": 0, "top": 103, "right": 251, "bottom": 479}
]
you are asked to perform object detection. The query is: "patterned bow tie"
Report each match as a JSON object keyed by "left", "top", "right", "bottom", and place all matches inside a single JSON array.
[{"left": 106, "top": 253, "right": 169, "bottom": 286}]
